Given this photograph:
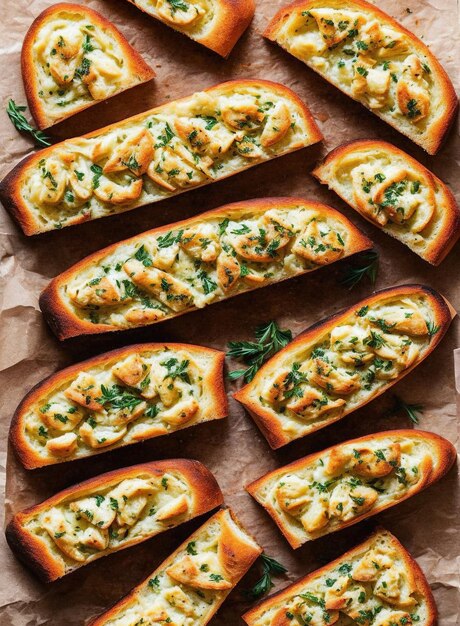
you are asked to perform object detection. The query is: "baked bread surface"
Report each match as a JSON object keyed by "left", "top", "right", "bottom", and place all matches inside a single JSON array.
[
  {"left": 22, "top": 3, "right": 155, "bottom": 129},
  {"left": 6, "top": 459, "right": 223, "bottom": 582},
  {"left": 234, "top": 285, "right": 454, "bottom": 448},
  {"left": 313, "top": 140, "right": 460, "bottom": 265},
  {"left": 89, "top": 507, "right": 262, "bottom": 625},
  {"left": 39, "top": 197, "right": 372, "bottom": 340},
  {"left": 10, "top": 343, "right": 227, "bottom": 468},
  {"left": 247, "top": 429, "right": 455, "bottom": 548},
  {"left": 123, "top": 0, "right": 255, "bottom": 57},
  {"left": 243, "top": 527, "right": 437, "bottom": 626},
  {"left": 0, "top": 80, "right": 322, "bottom": 235},
  {"left": 264, "top": 0, "right": 458, "bottom": 154}
]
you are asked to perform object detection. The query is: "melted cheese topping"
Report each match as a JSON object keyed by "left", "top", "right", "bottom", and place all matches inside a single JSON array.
[
  {"left": 31, "top": 9, "right": 145, "bottom": 124},
  {"left": 252, "top": 434, "right": 435, "bottom": 545},
  {"left": 270, "top": 5, "right": 439, "bottom": 146},
  {"left": 61, "top": 203, "right": 358, "bottom": 330},
  {"left": 93, "top": 509, "right": 260, "bottom": 626},
  {"left": 22, "top": 84, "right": 315, "bottom": 232},
  {"left": 23, "top": 347, "right": 215, "bottom": 463},
  {"left": 132, "top": 0, "right": 215, "bottom": 40},
  {"left": 246, "top": 531, "right": 428, "bottom": 626},
  {"left": 315, "top": 145, "right": 449, "bottom": 260},
  {"left": 24, "top": 471, "right": 192, "bottom": 574},
  {"left": 246, "top": 294, "right": 438, "bottom": 443}
]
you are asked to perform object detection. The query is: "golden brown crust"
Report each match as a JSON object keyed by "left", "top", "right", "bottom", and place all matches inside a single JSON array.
[
  {"left": 6, "top": 459, "right": 224, "bottom": 582},
  {"left": 10, "top": 343, "right": 227, "bottom": 469},
  {"left": 247, "top": 429, "right": 456, "bottom": 548},
  {"left": 125, "top": 0, "right": 255, "bottom": 57},
  {"left": 21, "top": 3, "right": 155, "bottom": 129},
  {"left": 312, "top": 139, "right": 460, "bottom": 265},
  {"left": 243, "top": 527, "right": 437, "bottom": 625},
  {"left": 0, "top": 79, "right": 322, "bottom": 236},
  {"left": 264, "top": 0, "right": 458, "bottom": 154},
  {"left": 235, "top": 284, "right": 455, "bottom": 449},
  {"left": 89, "top": 507, "right": 262, "bottom": 625},
  {"left": 37, "top": 197, "right": 372, "bottom": 340}
]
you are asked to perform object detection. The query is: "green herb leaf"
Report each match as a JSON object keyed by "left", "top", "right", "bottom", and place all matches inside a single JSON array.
[
  {"left": 391, "top": 395, "right": 424, "bottom": 424},
  {"left": 340, "top": 251, "right": 379, "bottom": 290},
  {"left": 243, "top": 553, "right": 287, "bottom": 600},
  {"left": 6, "top": 100, "right": 51, "bottom": 148}
]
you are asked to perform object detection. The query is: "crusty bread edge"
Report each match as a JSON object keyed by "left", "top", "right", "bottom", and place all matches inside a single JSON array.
[
  {"left": 125, "top": 0, "right": 255, "bottom": 58},
  {"left": 0, "top": 79, "right": 323, "bottom": 236},
  {"left": 234, "top": 284, "right": 455, "bottom": 449},
  {"left": 264, "top": 0, "right": 458, "bottom": 154},
  {"left": 243, "top": 526, "right": 437, "bottom": 624},
  {"left": 247, "top": 429, "right": 456, "bottom": 548},
  {"left": 9, "top": 342, "right": 227, "bottom": 469},
  {"left": 88, "top": 507, "right": 262, "bottom": 625},
  {"left": 5, "top": 459, "right": 224, "bottom": 582},
  {"left": 37, "top": 197, "right": 372, "bottom": 340},
  {"left": 312, "top": 139, "right": 460, "bottom": 266},
  {"left": 21, "top": 2, "right": 155, "bottom": 130}
]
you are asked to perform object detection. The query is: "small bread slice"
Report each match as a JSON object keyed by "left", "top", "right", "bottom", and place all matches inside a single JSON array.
[
  {"left": 22, "top": 3, "right": 155, "bottom": 129},
  {"left": 234, "top": 284, "right": 455, "bottom": 449},
  {"left": 0, "top": 79, "right": 322, "bottom": 235},
  {"left": 38, "top": 197, "right": 372, "bottom": 340},
  {"left": 6, "top": 459, "right": 223, "bottom": 582},
  {"left": 313, "top": 140, "right": 460, "bottom": 265},
  {"left": 89, "top": 508, "right": 262, "bottom": 625},
  {"left": 10, "top": 343, "right": 227, "bottom": 469},
  {"left": 243, "top": 527, "right": 436, "bottom": 626},
  {"left": 247, "top": 429, "right": 455, "bottom": 548},
  {"left": 264, "top": 0, "right": 458, "bottom": 154},
  {"left": 122, "top": 0, "right": 254, "bottom": 58}
]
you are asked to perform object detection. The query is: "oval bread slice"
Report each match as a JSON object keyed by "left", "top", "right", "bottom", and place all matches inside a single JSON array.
[
  {"left": 234, "top": 284, "right": 455, "bottom": 448},
  {"left": 0, "top": 79, "right": 322, "bottom": 235},
  {"left": 89, "top": 507, "right": 262, "bottom": 625},
  {"left": 312, "top": 140, "right": 460, "bottom": 265},
  {"left": 243, "top": 527, "right": 437, "bottom": 626},
  {"left": 10, "top": 343, "right": 227, "bottom": 469},
  {"left": 5, "top": 459, "right": 223, "bottom": 582},
  {"left": 21, "top": 3, "right": 155, "bottom": 129},
  {"left": 38, "top": 197, "right": 373, "bottom": 340},
  {"left": 264, "top": 0, "right": 458, "bottom": 154},
  {"left": 247, "top": 429, "right": 456, "bottom": 548},
  {"left": 123, "top": 0, "right": 255, "bottom": 58}
]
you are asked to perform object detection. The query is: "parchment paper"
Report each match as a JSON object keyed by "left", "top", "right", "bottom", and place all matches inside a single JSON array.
[{"left": 0, "top": 0, "right": 458, "bottom": 624}]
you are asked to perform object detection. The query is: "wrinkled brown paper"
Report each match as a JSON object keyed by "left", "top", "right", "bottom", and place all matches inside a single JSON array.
[{"left": 0, "top": 0, "right": 458, "bottom": 624}]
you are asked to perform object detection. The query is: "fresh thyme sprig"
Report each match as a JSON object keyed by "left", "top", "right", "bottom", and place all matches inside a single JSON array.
[
  {"left": 227, "top": 321, "right": 292, "bottom": 383},
  {"left": 391, "top": 395, "right": 424, "bottom": 424},
  {"left": 340, "top": 251, "right": 379, "bottom": 290},
  {"left": 244, "top": 553, "right": 287, "bottom": 600},
  {"left": 6, "top": 99, "right": 51, "bottom": 148}
]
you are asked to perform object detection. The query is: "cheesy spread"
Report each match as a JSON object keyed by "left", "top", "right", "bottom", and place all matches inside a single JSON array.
[
  {"left": 25, "top": 471, "right": 192, "bottom": 569},
  {"left": 61, "top": 204, "right": 356, "bottom": 330},
  {"left": 23, "top": 347, "right": 213, "bottom": 462},
  {"left": 132, "top": 0, "right": 214, "bottom": 37},
  {"left": 22, "top": 83, "right": 314, "bottom": 232},
  {"left": 252, "top": 434, "right": 434, "bottom": 545},
  {"left": 246, "top": 530, "right": 428, "bottom": 626}
]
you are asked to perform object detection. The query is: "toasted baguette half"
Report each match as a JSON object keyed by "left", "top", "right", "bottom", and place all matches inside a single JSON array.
[
  {"left": 0, "top": 80, "right": 322, "bottom": 236},
  {"left": 22, "top": 3, "right": 155, "bottom": 129},
  {"left": 10, "top": 343, "right": 227, "bottom": 469},
  {"left": 5, "top": 459, "right": 223, "bottom": 582},
  {"left": 243, "top": 527, "right": 436, "bottom": 626},
  {"left": 313, "top": 140, "right": 460, "bottom": 265},
  {"left": 234, "top": 284, "right": 455, "bottom": 449},
  {"left": 264, "top": 0, "right": 458, "bottom": 154},
  {"left": 89, "top": 507, "right": 262, "bottom": 625},
  {"left": 123, "top": 0, "right": 255, "bottom": 58},
  {"left": 247, "top": 429, "right": 455, "bottom": 548},
  {"left": 38, "top": 197, "right": 372, "bottom": 340}
]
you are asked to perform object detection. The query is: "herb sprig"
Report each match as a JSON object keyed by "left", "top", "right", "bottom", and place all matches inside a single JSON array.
[
  {"left": 391, "top": 395, "right": 424, "bottom": 424},
  {"left": 244, "top": 553, "right": 287, "bottom": 600},
  {"left": 6, "top": 100, "right": 51, "bottom": 148},
  {"left": 340, "top": 251, "right": 379, "bottom": 290},
  {"left": 227, "top": 321, "right": 292, "bottom": 383}
]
